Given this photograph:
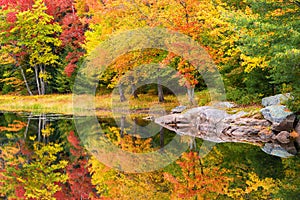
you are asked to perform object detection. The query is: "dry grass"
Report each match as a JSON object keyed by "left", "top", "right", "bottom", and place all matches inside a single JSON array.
[{"left": 0, "top": 91, "right": 211, "bottom": 117}]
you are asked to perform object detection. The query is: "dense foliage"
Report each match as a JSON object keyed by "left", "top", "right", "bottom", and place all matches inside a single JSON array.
[{"left": 0, "top": 0, "right": 298, "bottom": 110}]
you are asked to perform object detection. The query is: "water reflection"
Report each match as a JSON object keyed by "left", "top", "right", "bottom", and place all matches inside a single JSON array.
[{"left": 0, "top": 112, "right": 299, "bottom": 199}]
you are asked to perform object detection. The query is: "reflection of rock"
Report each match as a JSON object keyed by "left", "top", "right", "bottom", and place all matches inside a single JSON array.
[
  {"left": 260, "top": 105, "right": 294, "bottom": 124},
  {"left": 261, "top": 93, "right": 290, "bottom": 107},
  {"left": 262, "top": 143, "right": 295, "bottom": 158},
  {"left": 281, "top": 142, "right": 298, "bottom": 155},
  {"left": 275, "top": 131, "right": 290, "bottom": 144},
  {"left": 156, "top": 103, "right": 299, "bottom": 158}
]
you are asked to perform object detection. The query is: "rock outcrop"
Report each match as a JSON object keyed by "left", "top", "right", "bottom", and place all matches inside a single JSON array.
[{"left": 155, "top": 95, "right": 299, "bottom": 158}]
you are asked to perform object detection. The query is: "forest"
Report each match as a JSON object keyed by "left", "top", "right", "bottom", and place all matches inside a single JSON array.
[{"left": 0, "top": 0, "right": 300, "bottom": 199}]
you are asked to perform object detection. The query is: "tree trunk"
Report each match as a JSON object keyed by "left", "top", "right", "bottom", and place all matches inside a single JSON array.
[
  {"left": 34, "top": 66, "right": 41, "bottom": 95},
  {"left": 119, "top": 83, "right": 126, "bottom": 102},
  {"left": 157, "top": 76, "right": 164, "bottom": 102},
  {"left": 19, "top": 66, "right": 33, "bottom": 95},
  {"left": 187, "top": 87, "right": 195, "bottom": 105}
]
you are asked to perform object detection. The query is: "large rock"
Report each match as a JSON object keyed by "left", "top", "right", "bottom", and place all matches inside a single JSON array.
[
  {"left": 262, "top": 93, "right": 290, "bottom": 107},
  {"left": 260, "top": 105, "right": 294, "bottom": 124}
]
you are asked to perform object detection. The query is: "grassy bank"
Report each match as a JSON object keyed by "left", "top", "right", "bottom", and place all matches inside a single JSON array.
[{"left": 0, "top": 91, "right": 211, "bottom": 117}]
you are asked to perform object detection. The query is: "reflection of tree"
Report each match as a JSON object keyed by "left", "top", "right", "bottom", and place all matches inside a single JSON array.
[
  {"left": 209, "top": 144, "right": 281, "bottom": 199},
  {"left": 89, "top": 126, "right": 171, "bottom": 199},
  {"left": 55, "top": 131, "right": 98, "bottom": 199},
  {"left": 164, "top": 151, "right": 231, "bottom": 199},
  {"left": 276, "top": 157, "right": 300, "bottom": 199},
  {"left": 0, "top": 142, "right": 68, "bottom": 199},
  {"left": 227, "top": 172, "right": 279, "bottom": 200}
]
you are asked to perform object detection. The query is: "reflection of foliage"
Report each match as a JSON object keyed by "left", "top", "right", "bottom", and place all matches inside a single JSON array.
[
  {"left": 106, "top": 126, "right": 153, "bottom": 153},
  {"left": 55, "top": 131, "right": 98, "bottom": 199},
  {"left": 89, "top": 155, "right": 171, "bottom": 199},
  {"left": 276, "top": 157, "right": 300, "bottom": 199},
  {"left": 228, "top": 172, "right": 279, "bottom": 200},
  {"left": 89, "top": 126, "right": 171, "bottom": 199},
  {"left": 0, "top": 120, "right": 27, "bottom": 132},
  {"left": 164, "top": 151, "right": 231, "bottom": 199},
  {"left": 0, "top": 142, "right": 68, "bottom": 199}
]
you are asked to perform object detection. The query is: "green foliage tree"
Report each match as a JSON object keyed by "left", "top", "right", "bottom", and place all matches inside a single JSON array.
[
  {"left": 10, "top": 0, "right": 62, "bottom": 95},
  {"left": 226, "top": 0, "right": 300, "bottom": 108}
]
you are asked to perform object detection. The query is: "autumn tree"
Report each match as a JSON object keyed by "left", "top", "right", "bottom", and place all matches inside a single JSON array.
[{"left": 76, "top": 0, "right": 236, "bottom": 104}]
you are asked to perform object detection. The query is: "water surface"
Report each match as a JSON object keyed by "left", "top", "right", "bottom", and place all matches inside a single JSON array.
[{"left": 0, "top": 112, "right": 299, "bottom": 199}]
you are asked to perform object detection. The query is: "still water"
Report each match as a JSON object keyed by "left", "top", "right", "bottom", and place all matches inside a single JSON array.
[{"left": 0, "top": 112, "right": 299, "bottom": 199}]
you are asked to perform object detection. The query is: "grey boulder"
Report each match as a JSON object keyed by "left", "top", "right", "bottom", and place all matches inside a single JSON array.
[
  {"left": 260, "top": 105, "right": 294, "bottom": 124},
  {"left": 262, "top": 93, "right": 290, "bottom": 107}
]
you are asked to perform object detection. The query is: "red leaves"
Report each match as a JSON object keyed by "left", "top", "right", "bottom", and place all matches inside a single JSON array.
[
  {"left": 0, "top": 0, "right": 33, "bottom": 11},
  {"left": 6, "top": 11, "right": 17, "bottom": 23},
  {"left": 59, "top": 12, "right": 86, "bottom": 77}
]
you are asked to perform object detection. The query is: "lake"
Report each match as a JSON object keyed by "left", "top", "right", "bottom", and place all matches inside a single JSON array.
[{"left": 0, "top": 112, "right": 299, "bottom": 199}]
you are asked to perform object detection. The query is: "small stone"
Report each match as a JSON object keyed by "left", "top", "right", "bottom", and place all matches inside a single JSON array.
[
  {"left": 275, "top": 131, "right": 291, "bottom": 144},
  {"left": 212, "top": 101, "right": 236, "bottom": 109},
  {"left": 171, "top": 105, "right": 187, "bottom": 114}
]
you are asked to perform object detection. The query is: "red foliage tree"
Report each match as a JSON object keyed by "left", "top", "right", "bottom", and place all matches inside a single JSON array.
[{"left": 0, "top": 0, "right": 86, "bottom": 78}]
